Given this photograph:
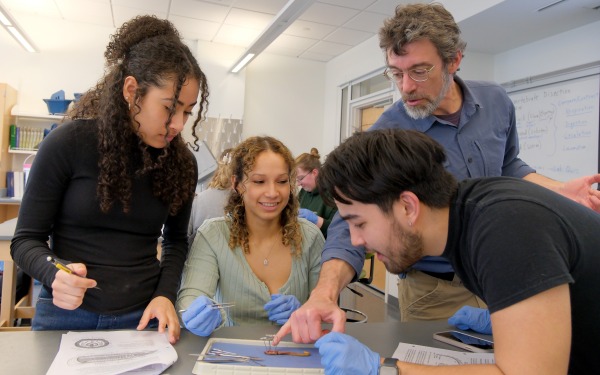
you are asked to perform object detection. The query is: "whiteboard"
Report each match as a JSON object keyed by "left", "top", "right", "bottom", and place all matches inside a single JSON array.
[{"left": 507, "top": 74, "right": 600, "bottom": 182}]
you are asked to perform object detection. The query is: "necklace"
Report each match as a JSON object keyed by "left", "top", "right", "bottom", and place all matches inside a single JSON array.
[{"left": 259, "top": 236, "right": 279, "bottom": 266}]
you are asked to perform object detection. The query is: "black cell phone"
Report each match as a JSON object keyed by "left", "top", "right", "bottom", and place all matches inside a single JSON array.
[{"left": 433, "top": 330, "right": 494, "bottom": 353}]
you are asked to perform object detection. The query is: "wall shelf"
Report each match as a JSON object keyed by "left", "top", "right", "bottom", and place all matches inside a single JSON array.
[
  {"left": 10, "top": 108, "right": 65, "bottom": 121},
  {"left": 8, "top": 149, "right": 37, "bottom": 155}
]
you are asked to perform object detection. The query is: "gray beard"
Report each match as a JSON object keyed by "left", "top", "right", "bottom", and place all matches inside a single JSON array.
[{"left": 403, "top": 71, "right": 453, "bottom": 120}]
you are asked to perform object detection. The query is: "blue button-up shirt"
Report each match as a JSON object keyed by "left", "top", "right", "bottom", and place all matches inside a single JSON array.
[{"left": 322, "top": 76, "right": 536, "bottom": 277}]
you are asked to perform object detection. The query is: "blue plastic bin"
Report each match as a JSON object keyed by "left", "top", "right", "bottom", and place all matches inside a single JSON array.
[{"left": 43, "top": 99, "right": 72, "bottom": 115}]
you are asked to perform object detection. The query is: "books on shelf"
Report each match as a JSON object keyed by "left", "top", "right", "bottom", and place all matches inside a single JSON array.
[
  {"left": 5, "top": 170, "right": 24, "bottom": 199},
  {"left": 8, "top": 124, "right": 45, "bottom": 151},
  {"left": 6, "top": 171, "right": 14, "bottom": 197}
]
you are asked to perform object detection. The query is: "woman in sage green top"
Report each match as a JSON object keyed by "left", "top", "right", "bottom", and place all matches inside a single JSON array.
[{"left": 177, "top": 136, "right": 324, "bottom": 336}]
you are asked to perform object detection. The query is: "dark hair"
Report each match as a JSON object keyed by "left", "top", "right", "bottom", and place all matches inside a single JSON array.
[
  {"left": 378, "top": 3, "right": 466, "bottom": 66},
  {"left": 295, "top": 147, "right": 321, "bottom": 171},
  {"left": 225, "top": 136, "right": 302, "bottom": 256},
  {"left": 319, "top": 129, "right": 457, "bottom": 214},
  {"left": 70, "top": 15, "right": 209, "bottom": 215}
]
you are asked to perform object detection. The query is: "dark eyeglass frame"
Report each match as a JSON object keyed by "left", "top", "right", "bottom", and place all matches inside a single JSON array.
[
  {"left": 296, "top": 170, "right": 314, "bottom": 183},
  {"left": 383, "top": 65, "right": 436, "bottom": 83}
]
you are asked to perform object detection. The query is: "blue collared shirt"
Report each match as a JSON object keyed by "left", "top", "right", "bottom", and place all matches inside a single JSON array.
[{"left": 322, "top": 76, "right": 536, "bottom": 277}]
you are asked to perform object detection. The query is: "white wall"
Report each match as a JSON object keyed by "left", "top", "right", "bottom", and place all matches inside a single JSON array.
[
  {"left": 195, "top": 40, "right": 246, "bottom": 120},
  {"left": 494, "top": 20, "right": 600, "bottom": 84},
  {"left": 0, "top": 19, "right": 106, "bottom": 113},
  {"left": 243, "top": 53, "right": 326, "bottom": 157}
]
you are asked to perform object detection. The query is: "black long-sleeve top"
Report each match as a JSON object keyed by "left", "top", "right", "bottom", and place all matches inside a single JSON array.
[{"left": 11, "top": 120, "right": 196, "bottom": 314}]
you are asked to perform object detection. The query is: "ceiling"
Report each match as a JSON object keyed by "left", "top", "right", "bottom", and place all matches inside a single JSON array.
[{"left": 1, "top": 0, "right": 599, "bottom": 62}]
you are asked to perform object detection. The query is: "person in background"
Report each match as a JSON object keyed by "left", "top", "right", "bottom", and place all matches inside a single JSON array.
[
  {"left": 316, "top": 129, "right": 598, "bottom": 374},
  {"left": 177, "top": 136, "right": 324, "bottom": 336},
  {"left": 276, "top": 3, "right": 600, "bottom": 342},
  {"left": 295, "top": 148, "right": 337, "bottom": 238},
  {"left": 10, "top": 15, "right": 209, "bottom": 344},
  {"left": 187, "top": 148, "right": 233, "bottom": 245}
]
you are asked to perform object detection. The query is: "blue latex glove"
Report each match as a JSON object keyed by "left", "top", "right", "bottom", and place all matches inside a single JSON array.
[
  {"left": 315, "top": 332, "right": 380, "bottom": 375},
  {"left": 298, "top": 208, "right": 318, "bottom": 224},
  {"left": 181, "top": 296, "right": 222, "bottom": 337},
  {"left": 448, "top": 306, "right": 492, "bottom": 334},
  {"left": 264, "top": 294, "right": 301, "bottom": 325}
]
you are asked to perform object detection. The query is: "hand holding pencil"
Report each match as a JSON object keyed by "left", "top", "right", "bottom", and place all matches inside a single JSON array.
[{"left": 47, "top": 256, "right": 98, "bottom": 310}]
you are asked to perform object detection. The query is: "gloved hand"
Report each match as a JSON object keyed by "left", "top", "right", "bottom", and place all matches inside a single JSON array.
[
  {"left": 298, "top": 208, "right": 318, "bottom": 224},
  {"left": 181, "top": 296, "right": 222, "bottom": 337},
  {"left": 315, "top": 332, "right": 380, "bottom": 375},
  {"left": 448, "top": 306, "right": 492, "bottom": 334},
  {"left": 264, "top": 294, "right": 301, "bottom": 325}
]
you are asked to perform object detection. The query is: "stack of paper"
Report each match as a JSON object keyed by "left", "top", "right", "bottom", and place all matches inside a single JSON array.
[
  {"left": 46, "top": 330, "right": 177, "bottom": 375},
  {"left": 393, "top": 342, "right": 495, "bottom": 365}
]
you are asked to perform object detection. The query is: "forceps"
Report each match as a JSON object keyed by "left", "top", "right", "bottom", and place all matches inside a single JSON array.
[
  {"left": 179, "top": 302, "right": 235, "bottom": 313},
  {"left": 260, "top": 334, "right": 311, "bottom": 356},
  {"left": 196, "top": 348, "right": 265, "bottom": 366}
]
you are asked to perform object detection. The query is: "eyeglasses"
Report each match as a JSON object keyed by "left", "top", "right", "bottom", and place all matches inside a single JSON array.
[
  {"left": 296, "top": 174, "right": 309, "bottom": 183},
  {"left": 383, "top": 65, "right": 435, "bottom": 83}
]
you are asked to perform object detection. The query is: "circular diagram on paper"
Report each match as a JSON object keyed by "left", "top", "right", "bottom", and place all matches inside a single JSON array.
[{"left": 75, "top": 339, "right": 110, "bottom": 349}]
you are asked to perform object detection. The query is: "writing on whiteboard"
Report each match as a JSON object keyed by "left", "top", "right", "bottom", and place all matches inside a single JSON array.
[{"left": 509, "top": 75, "right": 599, "bottom": 182}]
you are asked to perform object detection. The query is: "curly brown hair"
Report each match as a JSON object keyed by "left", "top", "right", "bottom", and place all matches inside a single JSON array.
[
  {"left": 70, "top": 15, "right": 209, "bottom": 215},
  {"left": 225, "top": 136, "right": 302, "bottom": 256}
]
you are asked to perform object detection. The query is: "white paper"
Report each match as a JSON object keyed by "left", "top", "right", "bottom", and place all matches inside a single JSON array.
[
  {"left": 46, "top": 330, "right": 178, "bottom": 375},
  {"left": 393, "top": 342, "right": 495, "bottom": 365}
]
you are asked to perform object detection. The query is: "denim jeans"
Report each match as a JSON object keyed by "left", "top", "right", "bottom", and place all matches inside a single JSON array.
[{"left": 33, "top": 286, "right": 158, "bottom": 330}]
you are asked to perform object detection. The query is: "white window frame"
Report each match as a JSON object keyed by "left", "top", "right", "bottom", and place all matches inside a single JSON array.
[{"left": 339, "top": 68, "right": 395, "bottom": 144}]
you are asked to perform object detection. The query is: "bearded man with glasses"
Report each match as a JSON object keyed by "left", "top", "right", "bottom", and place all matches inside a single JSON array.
[{"left": 275, "top": 2, "right": 600, "bottom": 349}]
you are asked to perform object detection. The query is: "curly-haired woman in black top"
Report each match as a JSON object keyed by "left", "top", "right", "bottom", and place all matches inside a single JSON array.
[{"left": 11, "top": 15, "right": 209, "bottom": 343}]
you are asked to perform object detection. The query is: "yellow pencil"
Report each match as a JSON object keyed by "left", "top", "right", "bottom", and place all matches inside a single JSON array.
[
  {"left": 47, "top": 256, "right": 73, "bottom": 274},
  {"left": 46, "top": 256, "right": 102, "bottom": 290}
]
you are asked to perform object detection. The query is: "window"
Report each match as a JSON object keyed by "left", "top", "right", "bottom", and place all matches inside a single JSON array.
[{"left": 339, "top": 69, "right": 395, "bottom": 143}]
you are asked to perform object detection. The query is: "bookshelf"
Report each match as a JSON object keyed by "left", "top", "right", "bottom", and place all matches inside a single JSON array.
[
  {"left": 10, "top": 110, "right": 63, "bottom": 155},
  {"left": 0, "top": 84, "right": 18, "bottom": 221},
  {"left": 0, "top": 95, "right": 66, "bottom": 221}
]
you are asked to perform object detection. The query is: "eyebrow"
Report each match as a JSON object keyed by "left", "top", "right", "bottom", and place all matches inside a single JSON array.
[
  {"left": 162, "top": 98, "right": 197, "bottom": 107},
  {"left": 249, "top": 173, "right": 290, "bottom": 178},
  {"left": 339, "top": 213, "right": 360, "bottom": 221},
  {"left": 387, "top": 63, "right": 430, "bottom": 71}
]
